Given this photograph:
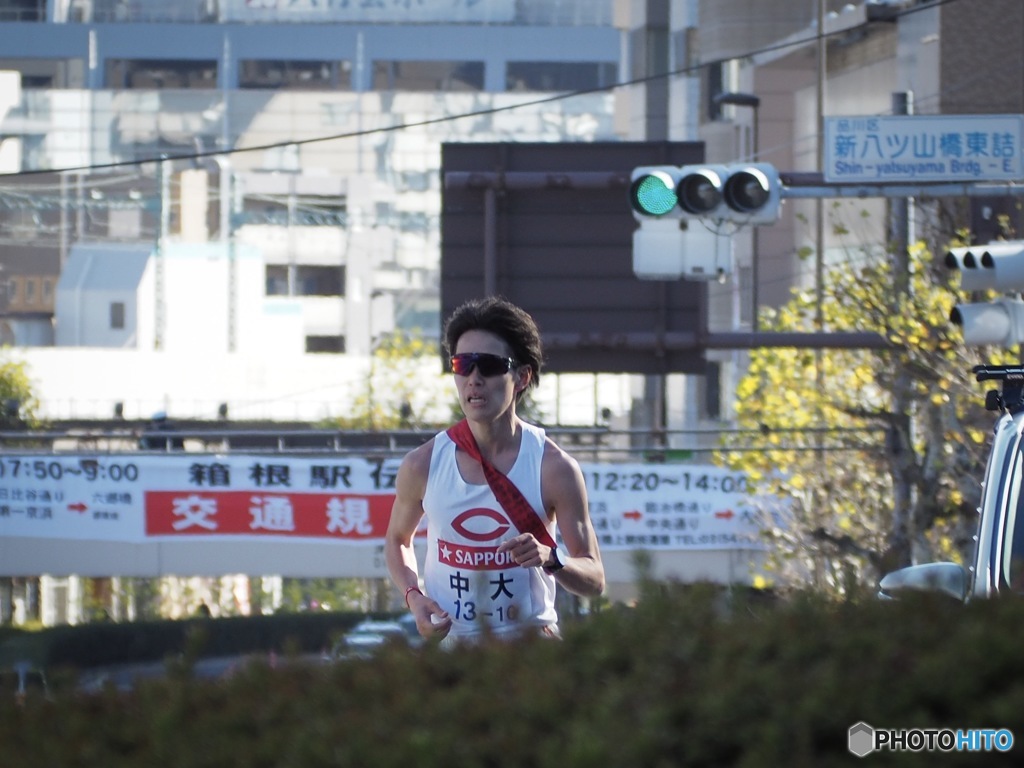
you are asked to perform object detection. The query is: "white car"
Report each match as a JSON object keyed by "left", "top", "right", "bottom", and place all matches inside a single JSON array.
[
  {"left": 880, "top": 365, "right": 1024, "bottom": 601},
  {"left": 330, "top": 617, "right": 421, "bottom": 661}
]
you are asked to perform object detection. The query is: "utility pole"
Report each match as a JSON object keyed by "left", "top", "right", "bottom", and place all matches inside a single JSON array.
[
  {"left": 889, "top": 91, "right": 915, "bottom": 569},
  {"left": 155, "top": 156, "right": 169, "bottom": 351},
  {"left": 813, "top": 0, "right": 828, "bottom": 591}
]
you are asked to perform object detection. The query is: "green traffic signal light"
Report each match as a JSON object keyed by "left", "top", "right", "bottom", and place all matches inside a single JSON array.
[{"left": 629, "top": 170, "right": 678, "bottom": 217}]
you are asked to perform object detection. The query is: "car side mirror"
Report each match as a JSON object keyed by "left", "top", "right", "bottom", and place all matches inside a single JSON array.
[{"left": 878, "top": 562, "right": 968, "bottom": 602}]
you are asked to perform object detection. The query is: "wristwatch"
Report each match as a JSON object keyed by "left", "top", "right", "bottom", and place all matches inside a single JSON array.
[{"left": 543, "top": 547, "right": 565, "bottom": 573}]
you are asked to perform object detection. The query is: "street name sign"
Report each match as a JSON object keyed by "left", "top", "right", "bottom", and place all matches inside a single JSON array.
[{"left": 824, "top": 114, "right": 1024, "bottom": 184}]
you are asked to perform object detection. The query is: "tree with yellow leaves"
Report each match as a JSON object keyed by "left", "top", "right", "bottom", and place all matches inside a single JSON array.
[
  {"left": 330, "top": 329, "right": 453, "bottom": 431},
  {"left": 720, "top": 229, "right": 1006, "bottom": 597},
  {"left": 0, "top": 349, "right": 40, "bottom": 430}
]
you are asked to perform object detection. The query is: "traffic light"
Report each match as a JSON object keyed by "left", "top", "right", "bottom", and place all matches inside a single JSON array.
[
  {"left": 629, "top": 166, "right": 684, "bottom": 219},
  {"left": 945, "top": 241, "right": 1024, "bottom": 292},
  {"left": 950, "top": 298, "right": 1024, "bottom": 347},
  {"left": 628, "top": 163, "right": 780, "bottom": 281},
  {"left": 629, "top": 163, "right": 782, "bottom": 225},
  {"left": 629, "top": 165, "right": 730, "bottom": 280},
  {"left": 946, "top": 240, "right": 1024, "bottom": 346}
]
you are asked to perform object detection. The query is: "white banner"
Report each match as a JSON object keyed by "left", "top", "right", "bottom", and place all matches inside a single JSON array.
[
  {"left": 0, "top": 454, "right": 400, "bottom": 543},
  {"left": 0, "top": 454, "right": 766, "bottom": 576},
  {"left": 583, "top": 464, "right": 763, "bottom": 551}
]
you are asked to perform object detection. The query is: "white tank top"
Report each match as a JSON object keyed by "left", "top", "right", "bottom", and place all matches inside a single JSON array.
[{"left": 422, "top": 422, "right": 557, "bottom": 638}]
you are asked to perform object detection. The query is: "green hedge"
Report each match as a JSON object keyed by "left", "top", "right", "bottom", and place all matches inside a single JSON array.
[
  {"left": 2, "top": 585, "right": 1024, "bottom": 767},
  {"left": 1, "top": 610, "right": 387, "bottom": 669}
]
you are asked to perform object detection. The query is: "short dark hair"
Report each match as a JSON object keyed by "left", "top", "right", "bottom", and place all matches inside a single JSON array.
[{"left": 443, "top": 296, "right": 543, "bottom": 394}]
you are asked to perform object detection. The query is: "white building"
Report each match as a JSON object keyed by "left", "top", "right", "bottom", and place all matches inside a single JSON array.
[
  {"left": 54, "top": 239, "right": 302, "bottom": 353},
  {"left": 0, "top": 0, "right": 625, "bottom": 422}
]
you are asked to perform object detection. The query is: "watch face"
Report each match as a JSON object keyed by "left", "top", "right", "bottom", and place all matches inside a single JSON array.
[{"left": 546, "top": 548, "right": 564, "bottom": 572}]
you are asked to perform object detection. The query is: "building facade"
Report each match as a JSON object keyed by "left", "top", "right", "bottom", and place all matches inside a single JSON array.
[{"left": 0, "top": 0, "right": 624, "bottom": 421}]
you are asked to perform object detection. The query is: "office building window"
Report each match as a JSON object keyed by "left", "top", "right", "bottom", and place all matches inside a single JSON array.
[
  {"left": 298, "top": 266, "right": 344, "bottom": 297},
  {"left": 372, "top": 60, "right": 483, "bottom": 91},
  {"left": 265, "top": 266, "right": 344, "bottom": 296},
  {"left": 239, "top": 60, "right": 352, "bottom": 90},
  {"left": 265, "top": 266, "right": 288, "bottom": 296},
  {"left": 0, "top": 1, "right": 44, "bottom": 22},
  {"left": 24, "top": 278, "right": 36, "bottom": 305},
  {"left": 306, "top": 335, "right": 344, "bottom": 354},
  {"left": 506, "top": 62, "right": 616, "bottom": 91},
  {"left": 241, "top": 197, "right": 346, "bottom": 227},
  {"left": 110, "top": 301, "right": 125, "bottom": 329},
  {"left": 106, "top": 59, "right": 218, "bottom": 89},
  {"left": 0, "top": 57, "right": 77, "bottom": 88}
]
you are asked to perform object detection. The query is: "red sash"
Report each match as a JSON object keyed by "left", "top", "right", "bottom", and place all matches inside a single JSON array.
[{"left": 446, "top": 419, "right": 557, "bottom": 550}]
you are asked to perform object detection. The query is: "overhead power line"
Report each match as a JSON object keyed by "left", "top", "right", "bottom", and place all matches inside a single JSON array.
[{"left": 0, "top": 0, "right": 963, "bottom": 179}]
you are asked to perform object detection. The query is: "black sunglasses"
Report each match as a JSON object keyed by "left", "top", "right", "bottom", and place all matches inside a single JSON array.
[{"left": 450, "top": 353, "right": 517, "bottom": 377}]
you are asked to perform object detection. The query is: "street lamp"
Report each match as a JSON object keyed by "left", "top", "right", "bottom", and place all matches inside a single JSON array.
[{"left": 713, "top": 92, "right": 762, "bottom": 332}]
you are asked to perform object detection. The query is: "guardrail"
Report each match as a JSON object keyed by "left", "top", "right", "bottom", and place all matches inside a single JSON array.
[{"left": 0, "top": 425, "right": 883, "bottom": 461}]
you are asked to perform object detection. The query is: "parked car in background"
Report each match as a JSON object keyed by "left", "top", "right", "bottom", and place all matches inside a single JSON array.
[
  {"left": 329, "top": 617, "right": 422, "bottom": 661},
  {"left": 880, "top": 365, "right": 1024, "bottom": 601}
]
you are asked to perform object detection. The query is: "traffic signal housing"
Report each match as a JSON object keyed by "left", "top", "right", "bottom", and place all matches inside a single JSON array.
[
  {"left": 946, "top": 240, "right": 1024, "bottom": 347},
  {"left": 946, "top": 241, "right": 1024, "bottom": 292},
  {"left": 950, "top": 298, "right": 1024, "bottom": 347},
  {"left": 677, "top": 163, "right": 782, "bottom": 225},
  {"left": 629, "top": 165, "right": 730, "bottom": 280},
  {"left": 631, "top": 218, "right": 731, "bottom": 281},
  {"left": 629, "top": 163, "right": 782, "bottom": 225},
  {"left": 628, "top": 162, "right": 781, "bottom": 281}
]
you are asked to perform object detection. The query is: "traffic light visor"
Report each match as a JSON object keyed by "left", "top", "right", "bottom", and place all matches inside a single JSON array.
[
  {"left": 950, "top": 299, "right": 1024, "bottom": 347},
  {"left": 677, "top": 168, "right": 724, "bottom": 215},
  {"left": 724, "top": 167, "right": 772, "bottom": 212},
  {"left": 945, "top": 241, "right": 1024, "bottom": 292},
  {"left": 630, "top": 171, "right": 678, "bottom": 216}
]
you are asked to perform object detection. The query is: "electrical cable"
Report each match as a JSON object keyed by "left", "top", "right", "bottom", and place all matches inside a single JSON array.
[{"left": 0, "top": 0, "right": 965, "bottom": 179}]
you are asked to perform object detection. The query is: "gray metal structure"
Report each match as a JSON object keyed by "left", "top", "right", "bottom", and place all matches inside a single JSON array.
[
  {"left": 441, "top": 144, "right": 922, "bottom": 369},
  {"left": 441, "top": 141, "right": 710, "bottom": 375}
]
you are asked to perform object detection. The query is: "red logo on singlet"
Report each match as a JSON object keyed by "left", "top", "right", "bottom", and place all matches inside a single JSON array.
[{"left": 451, "top": 507, "right": 510, "bottom": 542}]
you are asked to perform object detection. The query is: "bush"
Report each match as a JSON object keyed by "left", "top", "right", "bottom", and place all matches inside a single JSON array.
[
  {"left": 1, "top": 585, "right": 1023, "bottom": 767},
  {"left": 1, "top": 610, "right": 385, "bottom": 669}
]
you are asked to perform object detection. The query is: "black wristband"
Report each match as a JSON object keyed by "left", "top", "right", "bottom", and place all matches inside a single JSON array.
[{"left": 543, "top": 547, "right": 565, "bottom": 573}]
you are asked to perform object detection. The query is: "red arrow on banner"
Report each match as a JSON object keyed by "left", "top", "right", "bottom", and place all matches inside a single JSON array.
[
  {"left": 714, "top": 509, "right": 735, "bottom": 520},
  {"left": 622, "top": 510, "right": 642, "bottom": 521},
  {"left": 67, "top": 502, "right": 88, "bottom": 513}
]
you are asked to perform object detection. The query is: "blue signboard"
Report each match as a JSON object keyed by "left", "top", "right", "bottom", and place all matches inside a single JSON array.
[{"left": 825, "top": 115, "right": 1024, "bottom": 183}]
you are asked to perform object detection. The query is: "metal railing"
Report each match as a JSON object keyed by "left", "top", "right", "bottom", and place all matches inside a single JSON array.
[{"left": 0, "top": 424, "right": 886, "bottom": 461}]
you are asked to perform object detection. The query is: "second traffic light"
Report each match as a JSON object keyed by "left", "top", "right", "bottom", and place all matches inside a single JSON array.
[
  {"left": 946, "top": 240, "right": 1024, "bottom": 347},
  {"left": 950, "top": 298, "right": 1024, "bottom": 347},
  {"left": 945, "top": 241, "right": 1024, "bottom": 292},
  {"left": 629, "top": 163, "right": 782, "bottom": 225}
]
